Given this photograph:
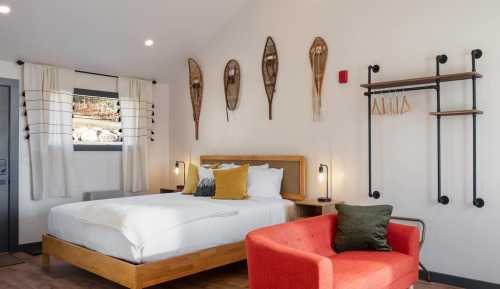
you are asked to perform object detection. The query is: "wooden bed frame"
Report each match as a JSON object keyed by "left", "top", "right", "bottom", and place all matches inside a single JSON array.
[{"left": 42, "top": 155, "right": 306, "bottom": 289}]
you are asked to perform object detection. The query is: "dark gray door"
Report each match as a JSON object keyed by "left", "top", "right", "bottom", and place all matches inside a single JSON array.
[{"left": 0, "top": 85, "right": 9, "bottom": 252}]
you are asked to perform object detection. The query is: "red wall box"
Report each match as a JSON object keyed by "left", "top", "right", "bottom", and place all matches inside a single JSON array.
[{"left": 339, "top": 70, "right": 348, "bottom": 83}]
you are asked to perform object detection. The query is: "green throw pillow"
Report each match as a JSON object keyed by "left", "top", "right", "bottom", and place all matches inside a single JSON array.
[{"left": 333, "top": 204, "right": 393, "bottom": 253}]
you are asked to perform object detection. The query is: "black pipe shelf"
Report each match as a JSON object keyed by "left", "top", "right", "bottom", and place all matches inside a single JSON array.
[
  {"left": 362, "top": 50, "right": 485, "bottom": 208},
  {"left": 361, "top": 72, "right": 482, "bottom": 90}
]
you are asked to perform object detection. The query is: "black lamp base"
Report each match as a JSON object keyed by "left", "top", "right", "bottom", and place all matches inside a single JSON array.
[{"left": 317, "top": 197, "right": 332, "bottom": 203}]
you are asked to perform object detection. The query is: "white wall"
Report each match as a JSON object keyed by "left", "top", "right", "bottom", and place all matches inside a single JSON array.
[
  {"left": 169, "top": 0, "right": 500, "bottom": 283},
  {"left": 0, "top": 59, "right": 170, "bottom": 244}
]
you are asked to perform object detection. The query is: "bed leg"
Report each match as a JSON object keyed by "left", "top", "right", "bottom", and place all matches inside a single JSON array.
[
  {"left": 131, "top": 281, "right": 142, "bottom": 289},
  {"left": 131, "top": 272, "right": 142, "bottom": 289},
  {"left": 41, "top": 253, "right": 50, "bottom": 272}
]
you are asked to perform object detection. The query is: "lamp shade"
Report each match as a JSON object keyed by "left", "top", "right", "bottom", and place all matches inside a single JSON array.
[
  {"left": 175, "top": 161, "right": 186, "bottom": 189},
  {"left": 318, "top": 165, "right": 324, "bottom": 182},
  {"left": 318, "top": 164, "right": 331, "bottom": 203}
]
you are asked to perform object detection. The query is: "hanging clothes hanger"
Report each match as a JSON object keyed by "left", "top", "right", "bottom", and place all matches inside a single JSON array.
[
  {"left": 388, "top": 95, "right": 395, "bottom": 115},
  {"left": 372, "top": 96, "right": 381, "bottom": 115},
  {"left": 401, "top": 94, "right": 411, "bottom": 114},
  {"left": 394, "top": 91, "right": 401, "bottom": 115},
  {"left": 381, "top": 95, "right": 386, "bottom": 115}
]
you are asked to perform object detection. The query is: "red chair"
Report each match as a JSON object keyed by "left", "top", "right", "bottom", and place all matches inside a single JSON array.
[{"left": 246, "top": 214, "right": 419, "bottom": 289}]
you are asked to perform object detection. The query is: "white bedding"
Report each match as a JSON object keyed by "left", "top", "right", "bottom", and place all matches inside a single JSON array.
[
  {"left": 48, "top": 193, "right": 296, "bottom": 263},
  {"left": 78, "top": 195, "right": 238, "bottom": 249}
]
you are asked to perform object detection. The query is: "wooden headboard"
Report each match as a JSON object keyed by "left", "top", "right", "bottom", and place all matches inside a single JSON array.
[{"left": 200, "top": 155, "right": 306, "bottom": 201}]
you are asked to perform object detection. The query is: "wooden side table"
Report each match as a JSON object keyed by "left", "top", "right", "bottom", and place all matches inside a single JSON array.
[
  {"left": 294, "top": 199, "right": 342, "bottom": 219},
  {"left": 160, "top": 188, "right": 177, "bottom": 194},
  {"left": 160, "top": 186, "right": 184, "bottom": 194}
]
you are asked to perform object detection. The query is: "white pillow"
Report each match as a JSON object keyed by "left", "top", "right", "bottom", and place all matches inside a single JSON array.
[
  {"left": 248, "top": 168, "right": 283, "bottom": 199},
  {"left": 249, "top": 163, "right": 270, "bottom": 171},
  {"left": 199, "top": 163, "right": 271, "bottom": 185},
  {"left": 218, "top": 163, "right": 238, "bottom": 169},
  {"left": 218, "top": 163, "right": 269, "bottom": 170}
]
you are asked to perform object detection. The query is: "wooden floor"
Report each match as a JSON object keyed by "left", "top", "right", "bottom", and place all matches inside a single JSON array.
[{"left": 0, "top": 253, "right": 461, "bottom": 289}]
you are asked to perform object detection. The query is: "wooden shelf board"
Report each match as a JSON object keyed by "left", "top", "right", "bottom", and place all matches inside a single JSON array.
[
  {"left": 361, "top": 72, "right": 482, "bottom": 89},
  {"left": 430, "top": 109, "right": 484, "bottom": 116}
]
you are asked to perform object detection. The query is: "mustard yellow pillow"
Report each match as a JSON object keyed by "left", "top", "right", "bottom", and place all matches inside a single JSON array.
[
  {"left": 182, "top": 163, "right": 199, "bottom": 194},
  {"left": 213, "top": 164, "right": 249, "bottom": 200}
]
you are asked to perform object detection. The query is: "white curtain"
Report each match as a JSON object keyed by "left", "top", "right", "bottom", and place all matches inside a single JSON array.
[
  {"left": 23, "top": 63, "right": 75, "bottom": 200},
  {"left": 118, "top": 78, "right": 153, "bottom": 193}
]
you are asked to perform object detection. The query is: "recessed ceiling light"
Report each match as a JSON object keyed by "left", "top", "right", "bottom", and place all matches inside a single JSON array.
[
  {"left": 144, "top": 39, "right": 154, "bottom": 47},
  {"left": 0, "top": 5, "right": 11, "bottom": 14}
]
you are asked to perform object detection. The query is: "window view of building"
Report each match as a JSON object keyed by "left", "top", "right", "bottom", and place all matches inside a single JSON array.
[{"left": 72, "top": 94, "right": 121, "bottom": 145}]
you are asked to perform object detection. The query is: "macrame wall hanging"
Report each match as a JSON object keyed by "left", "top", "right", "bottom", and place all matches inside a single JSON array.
[
  {"left": 224, "top": 59, "right": 241, "bottom": 121},
  {"left": 309, "top": 37, "right": 328, "bottom": 121},
  {"left": 262, "top": 36, "right": 279, "bottom": 120},
  {"left": 188, "top": 58, "right": 203, "bottom": 140}
]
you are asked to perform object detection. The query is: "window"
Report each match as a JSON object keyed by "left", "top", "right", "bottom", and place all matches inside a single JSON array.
[{"left": 72, "top": 88, "right": 122, "bottom": 151}]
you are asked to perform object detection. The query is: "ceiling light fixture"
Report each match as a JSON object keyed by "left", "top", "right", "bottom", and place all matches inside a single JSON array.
[
  {"left": 0, "top": 5, "right": 11, "bottom": 14},
  {"left": 144, "top": 39, "right": 154, "bottom": 47}
]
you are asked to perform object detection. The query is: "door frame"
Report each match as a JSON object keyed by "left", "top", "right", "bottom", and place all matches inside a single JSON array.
[{"left": 0, "top": 77, "right": 19, "bottom": 252}]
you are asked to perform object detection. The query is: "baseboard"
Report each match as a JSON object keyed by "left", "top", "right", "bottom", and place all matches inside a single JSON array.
[
  {"left": 420, "top": 270, "right": 500, "bottom": 289},
  {"left": 17, "top": 242, "right": 42, "bottom": 256}
]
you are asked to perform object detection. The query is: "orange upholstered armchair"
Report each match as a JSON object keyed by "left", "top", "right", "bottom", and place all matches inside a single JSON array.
[{"left": 246, "top": 214, "right": 420, "bottom": 289}]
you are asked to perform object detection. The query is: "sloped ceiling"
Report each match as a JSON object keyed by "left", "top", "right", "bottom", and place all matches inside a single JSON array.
[{"left": 0, "top": 0, "right": 247, "bottom": 81}]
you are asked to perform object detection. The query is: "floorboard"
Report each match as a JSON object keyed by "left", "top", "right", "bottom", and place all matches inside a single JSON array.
[{"left": 0, "top": 253, "right": 461, "bottom": 289}]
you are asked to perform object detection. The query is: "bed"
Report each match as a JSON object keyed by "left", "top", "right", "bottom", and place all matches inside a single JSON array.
[{"left": 42, "top": 155, "right": 306, "bottom": 289}]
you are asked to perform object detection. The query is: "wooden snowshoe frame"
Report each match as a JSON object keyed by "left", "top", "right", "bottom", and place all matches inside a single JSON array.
[
  {"left": 188, "top": 58, "right": 203, "bottom": 140},
  {"left": 262, "top": 36, "right": 279, "bottom": 120}
]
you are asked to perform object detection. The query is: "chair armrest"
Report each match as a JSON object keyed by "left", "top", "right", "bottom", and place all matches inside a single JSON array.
[
  {"left": 387, "top": 222, "right": 420, "bottom": 258},
  {"left": 246, "top": 234, "right": 333, "bottom": 289}
]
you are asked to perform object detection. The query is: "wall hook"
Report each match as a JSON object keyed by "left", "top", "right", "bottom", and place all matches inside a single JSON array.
[
  {"left": 438, "top": 195, "right": 449, "bottom": 205},
  {"left": 473, "top": 198, "right": 484, "bottom": 208}
]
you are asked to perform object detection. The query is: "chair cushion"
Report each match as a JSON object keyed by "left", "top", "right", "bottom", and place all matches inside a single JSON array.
[{"left": 330, "top": 251, "right": 416, "bottom": 289}]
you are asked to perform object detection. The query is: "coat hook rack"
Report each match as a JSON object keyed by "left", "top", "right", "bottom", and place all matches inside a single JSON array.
[
  {"left": 434, "top": 54, "right": 450, "bottom": 205},
  {"left": 361, "top": 50, "right": 485, "bottom": 208},
  {"left": 367, "top": 64, "right": 381, "bottom": 199},
  {"left": 471, "top": 49, "right": 485, "bottom": 208}
]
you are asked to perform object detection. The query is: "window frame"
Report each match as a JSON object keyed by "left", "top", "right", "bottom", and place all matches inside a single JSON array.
[{"left": 72, "top": 88, "right": 122, "bottom": 152}]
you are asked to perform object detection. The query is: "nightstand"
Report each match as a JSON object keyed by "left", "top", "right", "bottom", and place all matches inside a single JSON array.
[
  {"left": 160, "top": 185, "right": 184, "bottom": 194},
  {"left": 294, "top": 199, "right": 342, "bottom": 219}
]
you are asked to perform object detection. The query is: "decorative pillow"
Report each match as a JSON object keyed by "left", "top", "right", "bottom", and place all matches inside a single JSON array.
[
  {"left": 182, "top": 163, "right": 199, "bottom": 194},
  {"left": 334, "top": 204, "right": 393, "bottom": 253},
  {"left": 212, "top": 164, "right": 249, "bottom": 200},
  {"left": 194, "top": 178, "right": 216, "bottom": 197},
  {"left": 198, "top": 166, "right": 215, "bottom": 181},
  {"left": 197, "top": 163, "right": 245, "bottom": 187},
  {"left": 247, "top": 168, "right": 283, "bottom": 199}
]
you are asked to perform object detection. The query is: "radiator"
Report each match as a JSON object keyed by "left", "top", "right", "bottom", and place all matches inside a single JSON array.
[{"left": 82, "top": 190, "right": 125, "bottom": 201}]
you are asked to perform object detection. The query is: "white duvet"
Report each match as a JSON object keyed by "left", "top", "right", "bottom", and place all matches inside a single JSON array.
[
  {"left": 77, "top": 194, "right": 238, "bottom": 249},
  {"left": 48, "top": 193, "right": 295, "bottom": 263}
]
